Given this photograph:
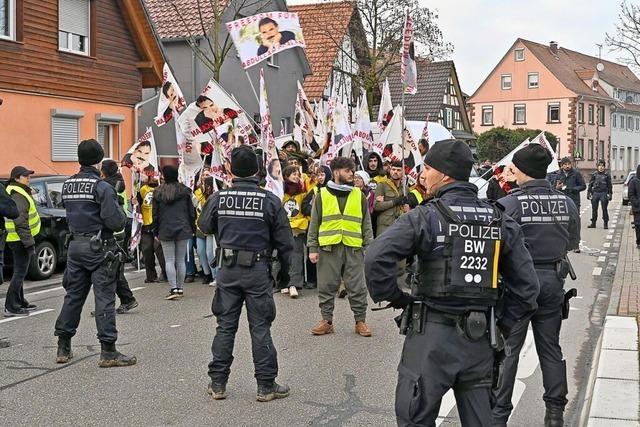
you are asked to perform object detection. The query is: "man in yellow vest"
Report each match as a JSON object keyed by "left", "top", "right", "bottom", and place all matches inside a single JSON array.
[
  {"left": 307, "top": 157, "right": 374, "bottom": 337},
  {"left": 4, "top": 166, "right": 41, "bottom": 317}
]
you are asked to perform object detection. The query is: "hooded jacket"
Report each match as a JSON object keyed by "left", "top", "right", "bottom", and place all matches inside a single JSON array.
[
  {"left": 364, "top": 152, "right": 385, "bottom": 182},
  {"left": 152, "top": 182, "right": 196, "bottom": 241},
  {"left": 629, "top": 166, "right": 640, "bottom": 214}
]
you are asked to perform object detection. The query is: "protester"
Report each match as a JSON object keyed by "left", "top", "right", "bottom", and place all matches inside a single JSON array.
[
  {"left": 138, "top": 174, "right": 167, "bottom": 283},
  {"left": 153, "top": 165, "right": 196, "bottom": 300},
  {"left": 363, "top": 152, "right": 385, "bottom": 190},
  {"left": 3, "top": 166, "right": 40, "bottom": 317},
  {"left": 628, "top": 165, "right": 640, "bottom": 249},
  {"left": 307, "top": 157, "right": 374, "bottom": 337},
  {"left": 486, "top": 165, "right": 518, "bottom": 201},
  {"left": 406, "top": 171, "right": 427, "bottom": 209},
  {"left": 354, "top": 170, "right": 375, "bottom": 214},
  {"left": 587, "top": 159, "right": 613, "bottom": 229},
  {"left": 373, "top": 160, "right": 406, "bottom": 237},
  {"left": 551, "top": 157, "right": 585, "bottom": 252},
  {"left": 194, "top": 176, "right": 217, "bottom": 286},
  {"left": 0, "top": 180, "right": 19, "bottom": 286}
]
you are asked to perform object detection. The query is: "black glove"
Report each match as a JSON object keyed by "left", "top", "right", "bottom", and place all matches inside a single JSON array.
[{"left": 389, "top": 292, "right": 417, "bottom": 309}]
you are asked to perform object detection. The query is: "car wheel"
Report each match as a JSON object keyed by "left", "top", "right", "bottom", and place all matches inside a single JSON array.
[{"left": 28, "top": 241, "right": 57, "bottom": 280}]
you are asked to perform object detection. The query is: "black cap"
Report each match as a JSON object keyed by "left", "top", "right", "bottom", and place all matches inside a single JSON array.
[
  {"left": 101, "top": 159, "right": 119, "bottom": 177},
  {"left": 423, "top": 139, "right": 474, "bottom": 181},
  {"left": 560, "top": 156, "right": 572, "bottom": 165},
  {"left": 78, "top": 139, "right": 104, "bottom": 166},
  {"left": 512, "top": 144, "right": 552, "bottom": 179},
  {"left": 10, "top": 166, "right": 34, "bottom": 179},
  {"left": 162, "top": 165, "right": 179, "bottom": 183},
  {"left": 230, "top": 145, "right": 259, "bottom": 178}
]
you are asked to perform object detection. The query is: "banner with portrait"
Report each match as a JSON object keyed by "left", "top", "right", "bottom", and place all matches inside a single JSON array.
[
  {"left": 400, "top": 12, "right": 417, "bottom": 95},
  {"left": 121, "top": 127, "right": 159, "bottom": 178},
  {"left": 293, "top": 81, "right": 319, "bottom": 154},
  {"left": 322, "top": 101, "right": 353, "bottom": 166},
  {"left": 226, "top": 12, "right": 306, "bottom": 69},
  {"left": 154, "top": 63, "right": 186, "bottom": 127}
]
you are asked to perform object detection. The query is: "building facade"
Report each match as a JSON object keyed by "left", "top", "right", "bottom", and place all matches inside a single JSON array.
[
  {"left": 606, "top": 88, "right": 640, "bottom": 180},
  {"left": 0, "top": 0, "right": 164, "bottom": 175}
]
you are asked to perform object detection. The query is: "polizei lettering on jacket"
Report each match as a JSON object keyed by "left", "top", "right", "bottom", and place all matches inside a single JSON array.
[
  {"left": 448, "top": 223, "right": 501, "bottom": 241},
  {"left": 520, "top": 199, "right": 568, "bottom": 216},
  {"left": 218, "top": 191, "right": 266, "bottom": 219},
  {"left": 448, "top": 223, "right": 501, "bottom": 287},
  {"left": 61, "top": 178, "right": 98, "bottom": 202}
]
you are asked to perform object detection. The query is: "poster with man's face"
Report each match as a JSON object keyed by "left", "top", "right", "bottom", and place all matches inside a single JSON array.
[
  {"left": 226, "top": 12, "right": 306, "bottom": 69},
  {"left": 121, "top": 127, "right": 159, "bottom": 178},
  {"left": 155, "top": 64, "right": 186, "bottom": 127}
]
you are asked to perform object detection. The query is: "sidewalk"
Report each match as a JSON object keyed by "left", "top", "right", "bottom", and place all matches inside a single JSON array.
[{"left": 586, "top": 206, "right": 640, "bottom": 426}]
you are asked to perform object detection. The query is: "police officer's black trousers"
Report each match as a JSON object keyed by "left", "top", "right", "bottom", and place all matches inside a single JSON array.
[
  {"left": 208, "top": 264, "right": 278, "bottom": 385},
  {"left": 591, "top": 191, "right": 609, "bottom": 223},
  {"left": 54, "top": 240, "right": 118, "bottom": 343},
  {"left": 396, "top": 320, "right": 494, "bottom": 427}
]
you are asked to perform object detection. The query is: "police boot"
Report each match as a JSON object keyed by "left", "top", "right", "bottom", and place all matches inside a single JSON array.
[
  {"left": 207, "top": 382, "right": 227, "bottom": 400},
  {"left": 97, "top": 342, "right": 137, "bottom": 368},
  {"left": 587, "top": 221, "right": 596, "bottom": 228},
  {"left": 256, "top": 381, "right": 290, "bottom": 402},
  {"left": 544, "top": 405, "right": 564, "bottom": 427},
  {"left": 56, "top": 336, "right": 73, "bottom": 364},
  {"left": 604, "top": 221, "right": 608, "bottom": 229}
]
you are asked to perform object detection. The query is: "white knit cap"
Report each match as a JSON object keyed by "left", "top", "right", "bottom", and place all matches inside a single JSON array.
[{"left": 354, "top": 170, "right": 370, "bottom": 186}]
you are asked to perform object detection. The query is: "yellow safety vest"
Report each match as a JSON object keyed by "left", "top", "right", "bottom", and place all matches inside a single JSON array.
[
  {"left": 318, "top": 187, "right": 363, "bottom": 248},
  {"left": 410, "top": 188, "right": 424, "bottom": 205},
  {"left": 5, "top": 184, "right": 41, "bottom": 242}
]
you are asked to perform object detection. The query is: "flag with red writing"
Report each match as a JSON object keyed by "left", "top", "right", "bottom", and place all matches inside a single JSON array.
[
  {"left": 155, "top": 63, "right": 186, "bottom": 127},
  {"left": 377, "top": 79, "right": 393, "bottom": 131},
  {"left": 400, "top": 11, "right": 417, "bottom": 95}
]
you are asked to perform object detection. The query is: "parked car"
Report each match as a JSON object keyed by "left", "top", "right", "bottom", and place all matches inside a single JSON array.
[
  {"left": 623, "top": 171, "right": 636, "bottom": 206},
  {"left": 2, "top": 175, "right": 70, "bottom": 280}
]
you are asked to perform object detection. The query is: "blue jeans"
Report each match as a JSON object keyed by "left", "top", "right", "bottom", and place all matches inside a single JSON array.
[
  {"left": 196, "top": 235, "right": 217, "bottom": 278},
  {"left": 161, "top": 239, "right": 189, "bottom": 290},
  {"left": 185, "top": 237, "right": 197, "bottom": 276}
]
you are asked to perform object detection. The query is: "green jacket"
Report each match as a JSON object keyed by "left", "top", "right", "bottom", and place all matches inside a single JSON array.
[{"left": 373, "top": 177, "right": 402, "bottom": 235}]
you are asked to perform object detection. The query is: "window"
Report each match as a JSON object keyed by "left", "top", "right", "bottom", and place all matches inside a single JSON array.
[
  {"left": 0, "top": 0, "right": 15, "bottom": 40},
  {"left": 46, "top": 182, "right": 65, "bottom": 209},
  {"left": 588, "top": 104, "right": 594, "bottom": 124},
  {"left": 514, "top": 48, "right": 525, "bottom": 61},
  {"left": 267, "top": 53, "right": 278, "bottom": 67},
  {"left": 588, "top": 139, "right": 594, "bottom": 160},
  {"left": 577, "top": 138, "right": 585, "bottom": 159},
  {"left": 578, "top": 103, "right": 584, "bottom": 123},
  {"left": 31, "top": 182, "right": 47, "bottom": 207},
  {"left": 598, "top": 106, "right": 605, "bottom": 126},
  {"left": 279, "top": 117, "right": 290, "bottom": 134},
  {"left": 445, "top": 108, "right": 453, "bottom": 129},
  {"left": 527, "top": 72, "right": 539, "bottom": 88},
  {"left": 481, "top": 106, "right": 493, "bottom": 125},
  {"left": 598, "top": 140, "right": 605, "bottom": 160},
  {"left": 51, "top": 110, "right": 83, "bottom": 161},
  {"left": 628, "top": 116, "right": 634, "bottom": 131},
  {"left": 636, "top": 117, "right": 640, "bottom": 131},
  {"left": 59, "top": 0, "right": 90, "bottom": 55},
  {"left": 612, "top": 147, "right": 618, "bottom": 169},
  {"left": 501, "top": 74, "right": 512, "bottom": 90},
  {"left": 613, "top": 114, "right": 617, "bottom": 128},
  {"left": 547, "top": 102, "right": 560, "bottom": 123},
  {"left": 96, "top": 122, "right": 112, "bottom": 158},
  {"left": 514, "top": 104, "right": 526, "bottom": 124}
]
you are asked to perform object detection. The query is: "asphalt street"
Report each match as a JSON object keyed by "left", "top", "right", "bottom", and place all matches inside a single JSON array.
[{"left": 0, "top": 186, "right": 624, "bottom": 426}]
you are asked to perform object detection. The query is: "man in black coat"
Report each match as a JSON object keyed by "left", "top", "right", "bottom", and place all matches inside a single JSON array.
[
  {"left": 628, "top": 165, "right": 640, "bottom": 249},
  {"left": 0, "top": 181, "right": 19, "bottom": 285},
  {"left": 551, "top": 157, "right": 586, "bottom": 209},
  {"left": 587, "top": 159, "right": 613, "bottom": 229}
]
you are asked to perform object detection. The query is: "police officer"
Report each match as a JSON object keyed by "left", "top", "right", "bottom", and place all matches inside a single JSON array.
[
  {"left": 198, "top": 146, "right": 294, "bottom": 402},
  {"left": 587, "top": 159, "right": 613, "bottom": 229},
  {"left": 493, "top": 144, "right": 581, "bottom": 427},
  {"left": 365, "top": 140, "right": 540, "bottom": 427},
  {"left": 54, "top": 139, "right": 136, "bottom": 368}
]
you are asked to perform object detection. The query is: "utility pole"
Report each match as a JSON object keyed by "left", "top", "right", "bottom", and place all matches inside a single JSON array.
[{"left": 596, "top": 43, "right": 603, "bottom": 60}]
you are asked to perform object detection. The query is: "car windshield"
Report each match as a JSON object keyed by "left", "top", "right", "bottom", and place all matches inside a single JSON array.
[
  {"left": 47, "top": 182, "right": 65, "bottom": 209},
  {"left": 31, "top": 183, "right": 47, "bottom": 207}
]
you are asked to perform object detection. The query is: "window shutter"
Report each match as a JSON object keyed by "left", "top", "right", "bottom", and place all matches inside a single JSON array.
[
  {"left": 59, "top": 0, "right": 89, "bottom": 37},
  {"left": 52, "top": 117, "right": 79, "bottom": 161}
]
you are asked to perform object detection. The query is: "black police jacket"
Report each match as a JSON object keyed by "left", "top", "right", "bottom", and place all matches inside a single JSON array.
[
  {"left": 498, "top": 179, "right": 581, "bottom": 262},
  {"left": 628, "top": 171, "right": 640, "bottom": 214},
  {"left": 588, "top": 171, "right": 612, "bottom": 195},
  {"left": 549, "top": 168, "right": 586, "bottom": 206},
  {"left": 365, "top": 181, "right": 539, "bottom": 333},
  {"left": 198, "top": 177, "right": 294, "bottom": 272},
  {"left": 62, "top": 166, "right": 126, "bottom": 238},
  {"left": 0, "top": 182, "right": 19, "bottom": 231}
]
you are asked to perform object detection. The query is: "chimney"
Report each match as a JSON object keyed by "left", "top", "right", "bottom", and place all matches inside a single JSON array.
[{"left": 550, "top": 41, "right": 558, "bottom": 54}]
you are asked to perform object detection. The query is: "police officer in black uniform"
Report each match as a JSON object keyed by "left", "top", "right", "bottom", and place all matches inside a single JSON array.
[
  {"left": 54, "top": 139, "right": 136, "bottom": 367},
  {"left": 198, "top": 146, "right": 294, "bottom": 402},
  {"left": 365, "top": 140, "right": 540, "bottom": 427},
  {"left": 493, "top": 144, "right": 580, "bottom": 427},
  {"left": 587, "top": 159, "right": 613, "bottom": 229}
]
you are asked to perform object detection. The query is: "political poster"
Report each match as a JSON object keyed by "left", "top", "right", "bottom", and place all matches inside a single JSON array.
[
  {"left": 377, "top": 79, "right": 393, "bottom": 131},
  {"left": 352, "top": 90, "right": 374, "bottom": 154},
  {"left": 154, "top": 63, "right": 186, "bottom": 127},
  {"left": 293, "top": 81, "right": 319, "bottom": 154},
  {"left": 400, "top": 12, "right": 417, "bottom": 95},
  {"left": 121, "top": 127, "right": 159, "bottom": 178},
  {"left": 226, "top": 12, "right": 306, "bottom": 69},
  {"left": 322, "top": 101, "right": 353, "bottom": 166}
]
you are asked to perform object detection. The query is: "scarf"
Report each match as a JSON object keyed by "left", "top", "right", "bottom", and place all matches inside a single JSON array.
[{"left": 284, "top": 180, "right": 305, "bottom": 196}]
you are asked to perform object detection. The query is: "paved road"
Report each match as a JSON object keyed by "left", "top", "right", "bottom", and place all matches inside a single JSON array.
[{"left": 0, "top": 187, "right": 623, "bottom": 426}]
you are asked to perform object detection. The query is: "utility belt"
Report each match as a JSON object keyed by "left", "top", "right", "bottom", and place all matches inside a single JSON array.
[
  {"left": 67, "top": 233, "right": 116, "bottom": 251},
  {"left": 217, "top": 248, "right": 272, "bottom": 269}
]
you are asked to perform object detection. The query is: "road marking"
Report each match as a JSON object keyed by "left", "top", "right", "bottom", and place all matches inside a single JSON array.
[
  {"left": 130, "top": 287, "right": 146, "bottom": 292},
  {"left": 603, "top": 243, "right": 611, "bottom": 248},
  {"left": 0, "top": 309, "right": 54, "bottom": 324},
  {"left": 597, "top": 256, "right": 606, "bottom": 262},
  {"left": 592, "top": 267, "right": 602, "bottom": 276},
  {"left": 605, "top": 234, "right": 613, "bottom": 240},
  {"left": 28, "top": 286, "right": 64, "bottom": 296},
  {"left": 170, "top": 324, "right": 181, "bottom": 328}
]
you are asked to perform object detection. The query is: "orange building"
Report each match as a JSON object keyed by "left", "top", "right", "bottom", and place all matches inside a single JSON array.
[
  {"left": 469, "top": 39, "right": 618, "bottom": 173},
  {"left": 0, "top": 0, "right": 164, "bottom": 175}
]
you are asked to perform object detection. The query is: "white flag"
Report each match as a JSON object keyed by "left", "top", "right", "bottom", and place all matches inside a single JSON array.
[
  {"left": 377, "top": 79, "right": 393, "bottom": 131},
  {"left": 154, "top": 63, "right": 186, "bottom": 127},
  {"left": 122, "top": 127, "right": 159, "bottom": 178},
  {"left": 352, "top": 90, "right": 374, "bottom": 154},
  {"left": 532, "top": 132, "right": 560, "bottom": 172},
  {"left": 322, "top": 101, "right": 354, "bottom": 166},
  {"left": 260, "top": 69, "right": 277, "bottom": 164},
  {"left": 293, "top": 81, "right": 318, "bottom": 154},
  {"left": 400, "top": 11, "right": 417, "bottom": 95}
]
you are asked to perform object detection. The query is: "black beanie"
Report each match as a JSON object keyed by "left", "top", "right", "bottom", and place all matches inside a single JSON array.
[
  {"left": 512, "top": 144, "right": 552, "bottom": 179},
  {"left": 78, "top": 139, "right": 104, "bottom": 166},
  {"left": 231, "top": 145, "right": 259, "bottom": 178},
  {"left": 101, "top": 159, "right": 119, "bottom": 177},
  {"left": 162, "top": 165, "right": 179, "bottom": 183},
  {"left": 423, "top": 139, "right": 474, "bottom": 181}
]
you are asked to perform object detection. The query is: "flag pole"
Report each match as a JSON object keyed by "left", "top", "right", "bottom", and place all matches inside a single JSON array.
[
  {"left": 401, "top": 85, "right": 407, "bottom": 196},
  {"left": 245, "top": 70, "right": 260, "bottom": 104}
]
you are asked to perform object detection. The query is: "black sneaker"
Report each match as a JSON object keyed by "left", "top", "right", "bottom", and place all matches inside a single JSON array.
[
  {"left": 256, "top": 381, "right": 290, "bottom": 402},
  {"left": 144, "top": 278, "right": 158, "bottom": 284},
  {"left": 176, "top": 289, "right": 184, "bottom": 297},
  {"left": 184, "top": 275, "right": 195, "bottom": 283},
  {"left": 587, "top": 222, "right": 596, "bottom": 228},
  {"left": 22, "top": 303, "right": 37, "bottom": 311},
  {"left": 56, "top": 337, "right": 73, "bottom": 364},
  {"left": 207, "top": 382, "right": 227, "bottom": 400},
  {"left": 165, "top": 289, "right": 180, "bottom": 300},
  {"left": 4, "top": 308, "right": 30, "bottom": 317},
  {"left": 116, "top": 300, "right": 139, "bottom": 314}
]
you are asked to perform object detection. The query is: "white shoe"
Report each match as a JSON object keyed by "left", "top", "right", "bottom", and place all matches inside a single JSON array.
[
  {"left": 289, "top": 286, "right": 298, "bottom": 298},
  {"left": 208, "top": 279, "right": 217, "bottom": 287},
  {"left": 280, "top": 288, "right": 289, "bottom": 294}
]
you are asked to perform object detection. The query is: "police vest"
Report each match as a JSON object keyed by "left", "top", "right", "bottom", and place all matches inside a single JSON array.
[
  {"left": 61, "top": 174, "right": 104, "bottom": 235},
  {"left": 318, "top": 187, "right": 363, "bottom": 248},
  {"left": 5, "top": 184, "right": 41, "bottom": 242},
  {"left": 216, "top": 185, "right": 272, "bottom": 252},
  {"left": 283, "top": 190, "right": 309, "bottom": 231},
  {"left": 592, "top": 172, "right": 608, "bottom": 193},
  {"left": 416, "top": 199, "right": 502, "bottom": 304},
  {"left": 410, "top": 188, "right": 424, "bottom": 205},
  {"left": 139, "top": 185, "right": 154, "bottom": 226}
]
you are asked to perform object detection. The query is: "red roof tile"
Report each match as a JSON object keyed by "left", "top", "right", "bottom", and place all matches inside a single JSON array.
[
  {"left": 290, "top": 1, "right": 357, "bottom": 99},
  {"left": 144, "top": 0, "right": 224, "bottom": 40}
]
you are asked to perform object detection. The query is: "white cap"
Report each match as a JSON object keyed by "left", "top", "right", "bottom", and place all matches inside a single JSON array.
[{"left": 354, "top": 170, "right": 370, "bottom": 186}]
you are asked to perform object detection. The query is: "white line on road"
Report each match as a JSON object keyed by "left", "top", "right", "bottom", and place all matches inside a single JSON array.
[
  {"left": 597, "top": 256, "right": 606, "bottom": 262},
  {"left": 592, "top": 267, "right": 602, "bottom": 276},
  {"left": 0, "top": 309, "right": 54, "bottom": 324},
  {"left": 603, "top": 243, "right": 611, "bottom": 248},
  {"left": 27, "top": 286, "right": 64, "bottom": 296},
  {"left": 605, "top": 234, "right": 613, "bottom": 240}
]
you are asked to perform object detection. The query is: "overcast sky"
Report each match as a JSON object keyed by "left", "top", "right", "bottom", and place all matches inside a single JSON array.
[{"left": 288, "top": 0, "right": 628, "bottom": 94}]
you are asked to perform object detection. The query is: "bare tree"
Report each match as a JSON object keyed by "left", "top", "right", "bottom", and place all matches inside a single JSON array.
[
  {"left": 606, "top": 1, "right": 640, "bottom": 71},
  {"left": 169, "top": 0, "right": 272, "bottom": 81}
]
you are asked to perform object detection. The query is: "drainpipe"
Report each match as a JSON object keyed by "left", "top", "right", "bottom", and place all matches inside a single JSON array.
[{"left": 134, "top": 93, "right": 160, "bottom": 144}]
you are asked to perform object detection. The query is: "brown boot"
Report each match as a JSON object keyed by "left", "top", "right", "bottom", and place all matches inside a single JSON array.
[
  {"left": 355, "top": 321, "right": 372, "bottom": 337},
  {"left": 311, "top": 320, "right": 334, "bottom": 335}
]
